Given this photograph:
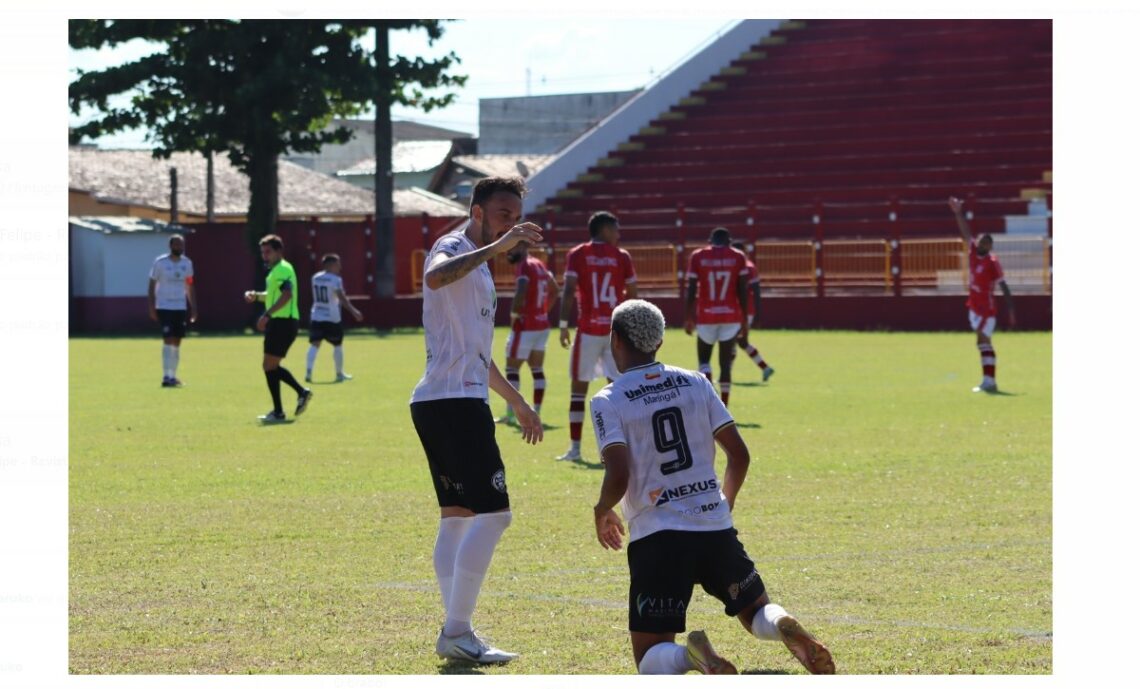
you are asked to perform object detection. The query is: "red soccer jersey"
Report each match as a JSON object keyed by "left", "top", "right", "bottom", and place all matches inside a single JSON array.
[
  {"left": 743, "top": 259, "right": 760, "bottom": 319},
  {"left": 564, "top": 241, "right": 637, "bottom": 336},
  {"left": 515, "top": 255, "right": 555, "bottom": 331},
  {"left": 966, "top": 239, "right": 1005, "bottom": 317},
  {"left": 686, "top": 245, "right": 750, "bottom": 324}
]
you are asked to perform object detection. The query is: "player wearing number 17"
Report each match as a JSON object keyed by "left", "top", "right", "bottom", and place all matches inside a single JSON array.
[
  {"left": 557, "top": 211, "right": 638, "bottom": 461},
  {"left": 684, "top": 228, "right": 751, "bottom": 407},
  {"left": 590, "top": 299, "right": 834, "bottom": 675}
]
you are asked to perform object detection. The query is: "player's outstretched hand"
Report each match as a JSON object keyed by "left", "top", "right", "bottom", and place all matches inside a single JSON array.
[
  {"left": 514, "top": 403, "right": 544, "bottom": 445},
  {"left": 496, "top": 222, "right": 544, "bottom": 253},
  {"left": 594, "top": 507, "right": 625, "bottom": 550},
  {"left": 560, "top": 327, "right": 571, "bottom": 348},
  {"left": 243, "top": 290, "right": 258, "bottom": 304},
  {"left": 948, "top": 196, "right": 964, "bottom": 215}
]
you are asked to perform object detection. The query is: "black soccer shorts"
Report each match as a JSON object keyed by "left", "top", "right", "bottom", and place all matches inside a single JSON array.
[
  {"left": 308, "top": 320, "right": 345, "bottom": 346},
  {"left": 157, "top": 309, "right": 188, "bottom": 339},
  {"left": 263, "top": 318, "right": 299, "bottom": 357},
  {"left": 410, "top": 397, "right": 510, "bottom": 513},
  {"left": 626, "top": 527, "right": 766, "bottom": 633}
]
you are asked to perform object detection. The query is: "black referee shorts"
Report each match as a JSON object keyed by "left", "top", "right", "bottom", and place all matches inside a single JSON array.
[
  {"left": 410, "top": 398, "right": 509, "bottom": 513},
  {"left": 626, "top": 527, "right": 766, "bottom": 633},
  {"left": 157, "top": 309, "right": 187, "bottom": 339},
  {"left": 308, "top": 320, "right": 344, "bottom": 346},
  {"left": 263, "top": 318, "right": 299, "bottom": 357}
]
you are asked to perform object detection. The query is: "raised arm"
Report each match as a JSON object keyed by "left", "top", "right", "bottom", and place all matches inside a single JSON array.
[
  {"left": 714, "top": 423, "right": 751, "bottom": 511},
  {"left": 948, "top": 196, "right": 973, "bottom": 243},
  {"left": 424, "top": 223, "right": 542, "bottom": 290}
]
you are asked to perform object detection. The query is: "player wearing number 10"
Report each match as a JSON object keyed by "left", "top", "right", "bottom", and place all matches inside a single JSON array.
[
  {"left": 590, "top": 299, "right": 834, "bottom": 675},
  {"left": 305, "top": 254, "right": 363, "bottom": 383},
  {"left": 557, "top": 211, "right": 638, "bottom": 461}
]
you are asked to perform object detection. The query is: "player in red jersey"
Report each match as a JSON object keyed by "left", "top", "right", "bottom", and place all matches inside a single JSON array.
[
  {"left": 498, "top": 242, "right": 558, "bottom": 425},
  {"left": 949, "top": 197, "right": 1016, "bottom": 393},
  {"left": 556, "top": 211, "right": 638, "bottom": 461},
  {"left": 684, "top": 228, "right": 750, "bottom": 407},
  {"left": 732, "top": 241, "right": 776, "bottom": 383}
]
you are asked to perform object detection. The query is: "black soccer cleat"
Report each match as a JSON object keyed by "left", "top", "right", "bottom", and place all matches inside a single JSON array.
[{"left": 295, "top": 389, "right": 313, "bottom": 416}]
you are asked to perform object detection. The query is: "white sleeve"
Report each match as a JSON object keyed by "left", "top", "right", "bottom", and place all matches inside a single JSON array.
[
  {"left": 590, "top": 394, "right": 626, "bottom": 452},
  {"left": 433, "top": 234, "right": 464, "bottom": 258},
  {"left": 702, "top": 375, "right": 735, "bottom": 434},
  {"left": 149, "top": 258, "right": 161, "bottom": 280}
]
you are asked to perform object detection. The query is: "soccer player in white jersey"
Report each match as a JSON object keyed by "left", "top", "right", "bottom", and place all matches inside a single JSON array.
[
  {"left": 410, "top": 176, "right": 544, "bottom": 665},
  {"left": 148, "top": 234, "right": 197, "bottom": 387},
  {"left": 305, "top": 253, "right": 363, "bottom": 383},
  {"left": 590, "top": 299, "right": 834, "bottom": 675}
]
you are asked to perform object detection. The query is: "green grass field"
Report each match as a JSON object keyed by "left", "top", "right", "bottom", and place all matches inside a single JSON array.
[{"left": 69, "top": 328, "right": 1051, "bottom": 674}]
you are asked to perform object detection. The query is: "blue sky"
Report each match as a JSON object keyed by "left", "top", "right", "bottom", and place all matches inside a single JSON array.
[{"left": 68, "top": 18, "right": 739, "bottom": 147}]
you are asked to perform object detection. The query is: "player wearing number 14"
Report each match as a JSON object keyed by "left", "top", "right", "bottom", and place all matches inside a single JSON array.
[{"left": 557, "top": 211, "right": 638, "bottom": 461}]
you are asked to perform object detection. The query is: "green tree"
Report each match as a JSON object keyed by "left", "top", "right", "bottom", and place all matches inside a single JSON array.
[{"left": 69, "top": 19, "right": 466, "bottom": 295}]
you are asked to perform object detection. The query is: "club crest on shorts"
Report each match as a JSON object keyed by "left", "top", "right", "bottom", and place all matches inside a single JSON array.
[{"left": 491, "top": 469, "right": 507, "bottom": 494}]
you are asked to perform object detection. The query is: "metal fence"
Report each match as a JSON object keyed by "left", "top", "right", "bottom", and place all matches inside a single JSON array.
[{"left": 409, "top": 235, "right": 1051, "bottom": 296}]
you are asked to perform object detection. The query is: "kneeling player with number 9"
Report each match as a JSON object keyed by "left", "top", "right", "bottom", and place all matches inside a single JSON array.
[{"left": 589, "top": 299, "right": 835, "bottom": 675}]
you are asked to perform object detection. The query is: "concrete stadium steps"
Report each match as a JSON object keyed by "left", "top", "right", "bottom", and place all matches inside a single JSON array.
[
  {"left": 550, "top": 199, "right": 1036, "bottom": 229},
  {"left": 593, "top": 149, "right": 1052, "bottom": 179},
  {"left": 656, "top": 99, "right": 1051, "bottom": 131},
  {"left": 536, "top": 19, "right": 1051, "bottom": 242},
  {"left": 552, "top": 181, "right": 1051, "bottom": 212},
  {"left": 585, "top": 217, "right": 1006, "bottom": 241},
  {"left": 568, "top": 166, "right": 1046, "bottom": 195},
  {"left": 627, "top": 118, "right": 1051, "bottom": 148}
]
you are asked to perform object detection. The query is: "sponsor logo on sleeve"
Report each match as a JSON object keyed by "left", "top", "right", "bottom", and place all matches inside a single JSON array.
[{"left": 593, "top": 410, "right": 606, "bottom": 437}]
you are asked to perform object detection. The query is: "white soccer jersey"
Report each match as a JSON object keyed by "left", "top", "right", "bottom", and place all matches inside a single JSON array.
[
  {"left": 591, "top": 362, "right": 736, "bottom": 543},
  {"left": 310, "top": 271, "right": 344, "bottom": 323},
  {"left": 410, "top": 223, "right": 498, "bottom": 404},
  {"left": 148, "top": 254, "right": 193, "bottom": 310}
]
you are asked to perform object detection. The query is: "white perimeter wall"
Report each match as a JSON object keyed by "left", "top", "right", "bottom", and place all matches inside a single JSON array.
[{"left": 70, "top": 225, "right": 175, "bottom": 298}]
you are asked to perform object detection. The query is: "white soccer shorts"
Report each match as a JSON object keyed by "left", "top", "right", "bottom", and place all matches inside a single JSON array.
[
  {"left": 968, "top": 310, "right": 997, "bottom": 337},
  {"left": 505, "top": 327, "right": 549, "bottom": 360},
  {"left": 570, "top": 331, "right": 619, "bottom": 382},
  {"left": 696, "top": 322, "right": 741, "bottom": 345}
]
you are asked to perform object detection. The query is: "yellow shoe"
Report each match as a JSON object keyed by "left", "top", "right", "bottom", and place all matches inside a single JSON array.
[
  {"left": 685, "top": 630, "right": 737, "bottom": 674},
  {"left": 777, "top": 615, "right": 835, "bottom": 674}
]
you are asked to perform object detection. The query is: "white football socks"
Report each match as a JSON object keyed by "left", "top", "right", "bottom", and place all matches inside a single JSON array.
[
  {"left": 638, "top": 642, "right": 693, "bottom": 674},
  {"left": 443, "top": 511, "right": 512, "bottom": 637},
  {"left": 333, "top": 345, "right": 344, "bottom": 375},
  {"left": 170, "top": 345, "right": 179, "bottom": 377},
  {"left": 751, "top": 603, "right": 789, "bottom": 641},
  {"left": 161, "top": 345, "right": 172, "bottom": 377},
  {"left": 433, "top": 516, "right": 474, "bottom": 611},
  {"left": 306, "top": 345, "right": 319, "bottom": 377}
]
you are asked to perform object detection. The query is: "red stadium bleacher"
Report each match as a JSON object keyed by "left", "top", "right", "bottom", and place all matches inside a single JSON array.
[{"left": 538, "top": 19, "right": 1052, "bottom": 254}]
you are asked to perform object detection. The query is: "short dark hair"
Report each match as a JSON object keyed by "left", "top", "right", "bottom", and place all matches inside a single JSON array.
[
  {"left": 731, "top": 241, "right": 746, "bottom": 252},
  {"left": 709, "top": 227, "right": 731, "bottom": 246},
  {"left": 470, "top": 176, "right": 527, "bottom": 211},
  {"left": 980, "top": 233, "right": 994, "bottom": 243},
  {"left": 588, "top": 211, "right": 618, "bottom": 238},
  {"left": 259, "top": 234, "right": 284, "bottom": 251},
  {"left": 321, "top": 253, "right": 340, "bottom": 266}
]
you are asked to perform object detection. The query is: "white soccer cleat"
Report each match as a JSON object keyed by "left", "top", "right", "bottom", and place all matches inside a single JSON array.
[
  {"left": 555, "top": 447, "right": 582, "bottom": 462},
  {"left": 972, "top": 381, "right": 998, "bottom": 393},
  {"left": 435, "top": 628, "right": 518, "bottom": 664},
  {"left": 777, "top": 615, "right": 835, "bottom": 675},
  {"left": 685, "top": 630, "right": 737, "bottom": 674},
  {"left": 336, "top": 372, "right": 353, "bottom": 382}
]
